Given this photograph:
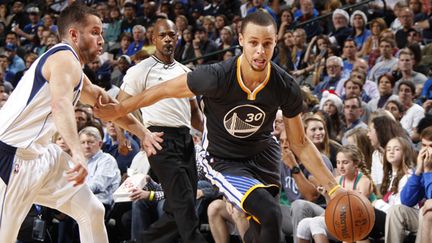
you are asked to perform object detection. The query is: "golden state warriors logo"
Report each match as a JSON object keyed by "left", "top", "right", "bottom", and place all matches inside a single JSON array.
[{"left": 223, "top": 104, "right": 266, "bottom": 138}]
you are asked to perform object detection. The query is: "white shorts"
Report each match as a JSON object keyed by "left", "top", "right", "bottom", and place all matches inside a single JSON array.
[{"left": 0, "top": 142, "right": 84, "bottom": 241}]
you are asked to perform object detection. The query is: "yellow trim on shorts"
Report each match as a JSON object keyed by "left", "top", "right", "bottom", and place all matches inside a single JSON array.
[{"left": 240, "top": 183, "right": 279, "bottom": 224}]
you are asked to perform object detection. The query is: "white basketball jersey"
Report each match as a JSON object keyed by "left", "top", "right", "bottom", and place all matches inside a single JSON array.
[{"left": 0, "top": 43, "right": 83, "bottom": 153}]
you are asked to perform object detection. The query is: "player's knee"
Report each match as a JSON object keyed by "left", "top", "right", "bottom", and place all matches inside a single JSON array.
[
  {"left": 88, "top": 200, "right": 105, "bottom": 220},
  {"left": 207, "top": 199, "right": 224, "bottom": 219}
]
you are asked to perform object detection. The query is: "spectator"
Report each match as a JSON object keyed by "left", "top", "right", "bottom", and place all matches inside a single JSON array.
[
  {"left": 0, "top": 81, "right": 10, "bottom": 108},
  {"left": 12, "top": 6, "right": 42, "bottom": 49},
  {"left": 104, "top": 7, "right": 122, "bottom": 50},
  {"left": 368, "top": 73, "right": 399, "bottom": 110},
  {"left": 214, "top": 14, "right": 229, "bottom": 45},
  {"left": 395, "top": 7, "right": 415, "bottom": 49},
  {"left": 175, "top": 26, "right": 195, "bottom": 65},
  {"left": 385, "top": 127, "right": 432, "bottom": 242},
  {"left": 341, "top": 96, "right": 368, "bottom": 145},
  {"left": 121, "top": 2, "right": 138, "bottom": 34},
  {"left": 138, "top": 1, "right": 158, "bottom": 28},
  {"left": 328, "top": 9, "right": 353, "bottom": 49},
  {"left": 319, "top": 90, "right": 344, "bottom": 142},
  {"left": 368, "top": 37, "right": 398, "bottom": 82},
  {"left": 359, "top": 18, "right": 387, "bottom": 63},
  {"left": 313, "top": 56, "right": 347, "bottom": 99},
  {"left": 394, "top": 48, "right": 428, "bottom": 96},
  {"left": 111, "top": 54, "right": 132, "bottom": 87},
  {"left": 294, "top": 0, "right": 322, "bottom": 41},
  {"left": 192, "top": 25, "right": 218, "bottom": 64},
  {"left": 385, "top": 99, "right": 406, "bottom": 121},
  {"left": 273, "top": 30, "right": 294, "bottom": 72},
  {"left": 277, "top": 7, "right": 295, "bottom": 43},
  {"left": 367, "top": 115, "right": 408, "bottom": 189},
  {"left": 79, "top": 126, "right": 121, "bottom": 209},
  {"left": 8, "top": 1, "right": 29, "bottom": 33},
  {"left": 4, "top": 43, "right": 25, "bottom": 77},
  {"left": 398, "top": 80, "right": 425, "bottom": 137},
  {"left": 110, "top": 32, "right": 132, "bottom": 59},
  {"left": 349, "top": 10, "right": 371, "bottom": 51},
  {"left": 345, "top": 127, "right": 374, "bottom": 171},
  {"left": 126, "top": 25, "right": 146, "bottom": 56},
  {"left": 102, "top": 121, "right": 139, "bottom": 175},
  {"left": 41, "top": 13, "right": 58, "bottom": 34},
  {"left": 203, "top": 0, "right": 226, "bottom": 17},
  {"left": 341, "top": 38, "right": 360, "bottom": 74},
  {"left": 12, "top": 52, "right": 38, "bottom": 87}
]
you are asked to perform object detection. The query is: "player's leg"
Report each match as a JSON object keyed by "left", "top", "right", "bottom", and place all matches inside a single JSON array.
[
  {"left": 242, "top": 188, "right": 283, "bottom": 243},
  {"left": 0, "top": 144, "right": 43, "bottom": 242},
  {"left": 34, "top": 145, "right": 108, "bottom": 243}
]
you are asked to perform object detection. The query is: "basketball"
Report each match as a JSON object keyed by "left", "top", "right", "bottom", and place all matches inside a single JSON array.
[{"left": 325, "top": 191, "right": 375, "bottom": 242}]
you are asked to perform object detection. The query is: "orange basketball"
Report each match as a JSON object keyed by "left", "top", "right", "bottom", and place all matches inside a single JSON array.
[{"left": 325, "top": 191, "right": 375, "bottom": 242}]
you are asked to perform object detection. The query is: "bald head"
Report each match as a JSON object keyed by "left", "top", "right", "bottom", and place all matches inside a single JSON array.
[{"left": 152, "top": 19, "right": 177, "bottom": 62}]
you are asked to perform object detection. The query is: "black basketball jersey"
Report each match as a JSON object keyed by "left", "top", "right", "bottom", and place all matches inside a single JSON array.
[{"left": 187, "top": 56, "right": 303, "bottom": 159}]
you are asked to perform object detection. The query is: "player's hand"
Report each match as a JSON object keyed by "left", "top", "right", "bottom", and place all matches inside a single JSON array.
[
  {"left": 94, "top": 96, "right": 123, "bottom": 121},
  {"left": 141, "top": 130, "right": 163, "bottom": 156},
  {"left": 329, "top": 186, "right": 346, "bottom": 200},
  {"left": 128, "top": 187, "right": 150, "bottom": 201},
  {"left": 66, "top": 154, "right": 88, "bottom": 186}
]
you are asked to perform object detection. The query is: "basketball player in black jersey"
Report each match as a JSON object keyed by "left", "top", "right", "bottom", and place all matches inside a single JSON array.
[{"left": 96, "top": 10, "right": 343, "bottom": 243}]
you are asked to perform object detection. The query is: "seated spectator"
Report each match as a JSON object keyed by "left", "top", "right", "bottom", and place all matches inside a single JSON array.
[
  {"left": 345, "top": 127, "right": 374, "bottom": 171},
  {"left": 349, "top": 10, "right": 371, "bottom": 51},
  {"left": 368, "top": 37, "right": 398, "bottom": 83},
  {"left": 126, "top": 25, "right": 146, "bottom": 56},
  {"left": 102, "top": 121, "right": 140, "bottom": 175},
  {"left": 368, "top": 73, "right": 399, "bottom": 110},
  {"left": 385, "top": 99, "right": 405, "bottom": 121},
  {"left": 398, "top": 80, "right": 425, "bottom": 137},
  {"left": 341, "top": 77, "right": 372, "bottom": 103},
  {"left": 296, "top": 145, "right": 376, "bottom": 242},
  {"left": 79, "top": 126, "right": 121, "bottom": 210},
  {"left": 395, "top": 8, "right": 415, "bottom": 49},
  {"left": 394, "top": 48, "right": 428, "bottom": 96},
  {"left": 175, "top": 26, "right": 195, "bottom": 65},
  {"left": 328, "top": 9, "right": 353, "bottom": 49},
  {"left": 319, "top": 90, "right": 344, "bottom": 142},
  {"left": 367, "top": 115, "right": 408, "bottom": 189},
  {"left": 385, "top": 127, "right": 432, "bottom": 242},
  {"left": 372, "top": 136, "right": 416, "bottom": 239},
  {"left": 192, "top": 25, "right": 218, "bottom": 65},
  {"left": 0, "top": 80, "right": 11, "bottom": 108},
  {"left": 313, "top": 56, "right": 348, "bottom": 99},
  {"left": 293, "top": 0, "right": 322, "bottom": 41},
  {"left": 341, "top": 96, "right": 368, "bottom": 145}
]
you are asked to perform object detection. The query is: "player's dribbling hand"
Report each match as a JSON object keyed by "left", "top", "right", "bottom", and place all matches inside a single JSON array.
[
  {"left": 141, "top": 130, "right": 163, "bottom": 156},
  {"left": 66, "top": 154, "right": 88, "bottom": 186},
  {"left": 94, "top": 96, "right": 123, "bottom": 121}
]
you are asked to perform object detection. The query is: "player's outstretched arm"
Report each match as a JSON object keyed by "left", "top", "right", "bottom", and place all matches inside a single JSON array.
[
  {"left": 94, "top": 73, "right": 195, "bottom": 121},
  {"left": 81, "top": 75, "right": 163, "bottom": 155},
  {"left": 45, "top": 51, "right": 87, "bottom": 186},
  {"left": 283, "top": 114, "right": 342, "bottom": 198}
]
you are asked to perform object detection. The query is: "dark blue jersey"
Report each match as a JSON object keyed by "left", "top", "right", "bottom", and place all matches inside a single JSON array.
[{"left": 187, "top": 56, "right": 303, "bottom": 159}]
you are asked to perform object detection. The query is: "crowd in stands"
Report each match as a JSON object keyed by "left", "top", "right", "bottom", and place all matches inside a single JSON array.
[{"left": 2, "top": 0, "right": 432, "bottom": 242}]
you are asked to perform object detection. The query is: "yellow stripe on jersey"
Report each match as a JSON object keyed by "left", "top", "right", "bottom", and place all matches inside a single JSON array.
[{"left": 236, "top": 55, "right": 271, "bottom": 100}]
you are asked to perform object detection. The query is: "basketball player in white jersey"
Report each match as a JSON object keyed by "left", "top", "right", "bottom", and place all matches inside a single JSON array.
[{"left": 0, "top": 2, "right": 162, "bottom": 242}]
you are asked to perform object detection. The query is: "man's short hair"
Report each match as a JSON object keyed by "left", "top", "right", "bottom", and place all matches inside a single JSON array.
[
  {"left": 379, "top": 37, "right": 396, "bottom": 48},
  {"left": 326, "top": 56, "right": 343, "bottom": 67},
  {"left": 57, "top": 1, "right": 99, "bottom": 39},
  {"left": 241, "top": 9, "right": 277, "bottom": 34},
  {"left": 344, "top": 96, "right": 362, "bottom": 108},
  {"left": 79, "top": 126, "right": 102, "bottom": 142}
]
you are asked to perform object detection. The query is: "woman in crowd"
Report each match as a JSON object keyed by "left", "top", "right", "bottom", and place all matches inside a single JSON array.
[
  {"left": 303, "top": 113, "right": 342, "bottom": 168},
  {"left": 367, "top": 115, "right": 408, "bottom": 189},
  {"left": 349, "top": 10, "right": 371, "bottom": 51},
  {"left": 358, "top": 18, "right": 387, "bottom": 63},
  {"left": 319, "top": 90, "right": 344, "bottom": 142},
  {"left": 345, "top": 127, "right": 374, "bottom": 172}
]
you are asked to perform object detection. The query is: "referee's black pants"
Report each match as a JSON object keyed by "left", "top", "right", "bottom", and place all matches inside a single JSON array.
[{"left": 140, "top": 126, "right": 206, "bottom": 243}]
